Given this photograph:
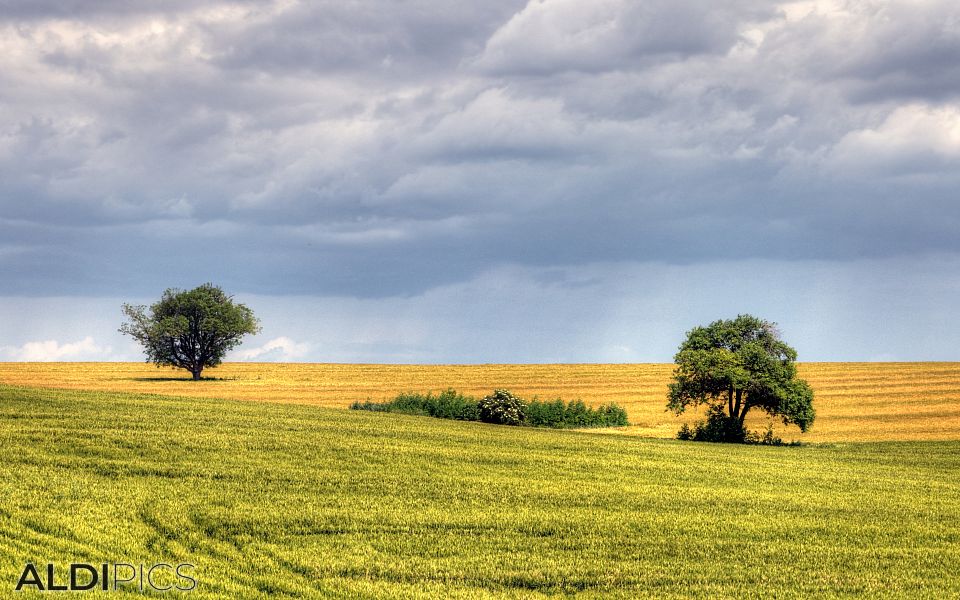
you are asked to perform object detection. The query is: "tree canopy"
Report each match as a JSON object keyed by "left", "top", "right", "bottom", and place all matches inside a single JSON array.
[
  {"left": 120, "top": 284, "right": 260, "bottom": 380},
  {"left": 668, "top": 314, "right": 815, "bottom": 440}
]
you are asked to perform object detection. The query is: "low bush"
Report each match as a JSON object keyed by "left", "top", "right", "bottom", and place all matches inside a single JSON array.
[
  {"left": 677, "top": 407, "right": 799, "bottom": 445},
  {"left": 352, "top": 389, "right": 629, "bottom": 429},
  {"left": 526, "top": 398, "right": 628, "bottom": 428},
  {"left": 745, "top": 424, "right": 801, "bottom": 446},
  {"left": 350, "top": 389, "right": 479, "bottom": 421}
]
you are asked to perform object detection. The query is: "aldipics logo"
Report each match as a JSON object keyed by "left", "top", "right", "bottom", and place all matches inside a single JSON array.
[{"left": 15, "top": 563, "right": 196, "bottom": 593}]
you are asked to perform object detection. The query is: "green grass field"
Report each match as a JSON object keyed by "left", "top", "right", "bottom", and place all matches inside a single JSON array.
[{"left": 2, "top": 383, "right": 958, "bottom": 598}]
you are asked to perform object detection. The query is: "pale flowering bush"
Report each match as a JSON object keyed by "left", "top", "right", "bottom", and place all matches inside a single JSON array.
[{"left": 478, "top": 389, "right": 527, "bottom": 426}]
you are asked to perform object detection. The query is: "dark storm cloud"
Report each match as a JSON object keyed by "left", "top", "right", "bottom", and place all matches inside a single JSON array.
[{"left": 1, "top": 0, "right": 959, "bottom": 298}]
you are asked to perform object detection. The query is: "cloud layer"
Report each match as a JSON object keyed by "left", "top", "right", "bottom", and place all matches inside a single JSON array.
[
  {"left": 3, "top": 253, "right": 959, "bottom": 362},
  {"left": 0, "top": 1, "right": 958, "bottom": 361}
]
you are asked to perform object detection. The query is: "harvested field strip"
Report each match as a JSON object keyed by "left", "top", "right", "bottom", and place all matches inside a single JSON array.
[{"left": 0, "top": 362, "right": 957, "bottom": 442}]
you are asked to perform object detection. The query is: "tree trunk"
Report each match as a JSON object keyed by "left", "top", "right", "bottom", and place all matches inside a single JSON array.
[{"left": 191, "top": 368, "right": 202, "bottom": 381}]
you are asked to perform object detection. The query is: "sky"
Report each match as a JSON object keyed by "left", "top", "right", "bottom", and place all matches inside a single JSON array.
[{"left": 0, "top": 0, "right": 958, "bottom": 363}]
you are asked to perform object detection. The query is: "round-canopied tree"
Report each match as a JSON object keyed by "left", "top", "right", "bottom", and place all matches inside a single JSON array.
[
  {"left": 668, "top": 314, "right": 814, "bottom": 441},
  {"left": 120, "top": 284, "right": 260, "bottom": 380}
]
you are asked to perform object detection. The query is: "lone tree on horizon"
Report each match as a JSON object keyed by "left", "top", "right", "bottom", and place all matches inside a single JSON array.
[
  {"left": 668, "top": 314, "right": 815, "bottom": 442},
  {"left": 120, "top": 283, "right": 260, "bottom": 380}
]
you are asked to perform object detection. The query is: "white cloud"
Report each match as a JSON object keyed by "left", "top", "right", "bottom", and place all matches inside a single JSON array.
[
  {"left": 231, "top": 336, "right": 310, "bottom": 361},
  {"left": 0, "top": 336, "right": 112, "bottom": 361},
  {"left": 472, "top": 0, "right": 772, "bottom": 75},
  {"left": 826, "top": 104, "right": 960, "bottom": 176}
]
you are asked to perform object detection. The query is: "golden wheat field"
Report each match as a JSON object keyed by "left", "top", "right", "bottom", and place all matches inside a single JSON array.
[{"left": 1, "top": 361, "right": 958, "bottom": 443}]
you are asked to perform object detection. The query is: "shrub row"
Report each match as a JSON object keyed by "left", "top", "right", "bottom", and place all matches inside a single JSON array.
[
  {"left": 351, "top": 389, "right": 629, "bottom": 429},
  {"left": 350, "top": 389, "right": 478, "bottom": 421},
  {"left": 526, "top": 398, "right": 628, "bottom": 429}
]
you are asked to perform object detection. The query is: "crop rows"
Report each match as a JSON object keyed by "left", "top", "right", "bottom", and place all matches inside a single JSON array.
[
  {"left": 0, "top": 362, "right": 958, "bottom": 442},
  {"left": 1, "top": 384, "right": 958, "bottom": 598}
]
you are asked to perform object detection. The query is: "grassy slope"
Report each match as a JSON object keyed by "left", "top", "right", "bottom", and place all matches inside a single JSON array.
[
  {"left": 1, "top": 362, "right": 959, "bottom": 442},
  {"left": 1, "top": 384, "right": 958, "bottom": 598}
]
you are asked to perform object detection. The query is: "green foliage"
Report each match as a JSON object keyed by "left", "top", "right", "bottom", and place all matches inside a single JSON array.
[
  {"left": 353, "top": 390, "right": 628, "bottom": 429},
  {"left": 668, "top": 314, "right": 815, "bottom": 441},
  {"left": 350, "top": 389, "right": 479, "bottom": 421},
  {"left": 744, "top": 423, "right": 798, "bottom": 446},
  {"left": 526, "top": 398, "right": 629, "bottom": 428},
  {"left": 478, "top": 389, "right": 527, "bottom": 425},
  {"left": 678, "top": 409, "right": 800, "bottom": 446},
  {"left": 676, "top": 406, "right": 748, "bottom": 443},
  {"left": 2, "top": 384, "right": 958, "bottom": 598},
  {"left": 119, "top": 283, "right": 260, "bottom": 380},
  {"left": 525, "top": 398, "right": 566, "bottom": 427}
]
